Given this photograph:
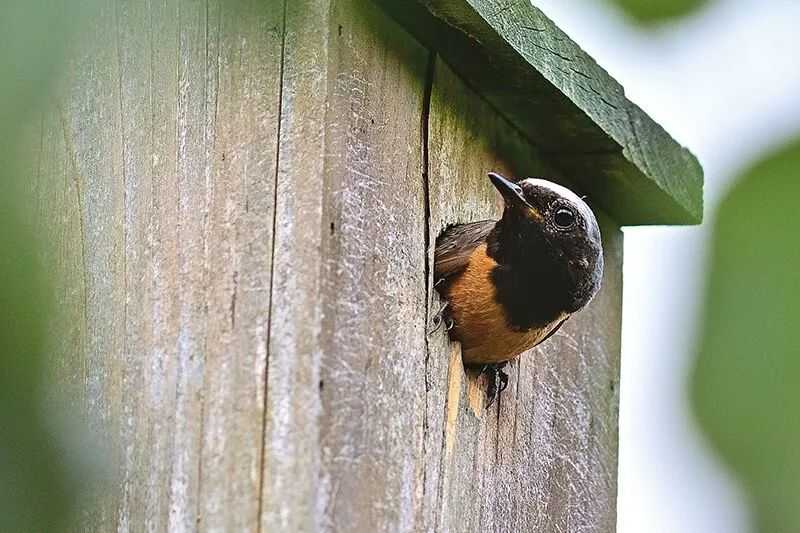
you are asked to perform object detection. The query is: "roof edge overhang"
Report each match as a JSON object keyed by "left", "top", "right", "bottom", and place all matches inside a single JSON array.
[{"left": 373, "top": 0, "right": 704, "bottom": 225}]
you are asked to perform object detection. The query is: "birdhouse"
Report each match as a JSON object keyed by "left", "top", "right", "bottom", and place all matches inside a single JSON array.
[{"left": 36, "top": 0, "right": 702, "bottom": 531}]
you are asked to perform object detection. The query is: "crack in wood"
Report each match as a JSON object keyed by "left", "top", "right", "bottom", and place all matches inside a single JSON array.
[
  {"left": 256, "top": 1, "right": 288, "bottom": 531},
  {"left": 420, "top": 49, "right": 437, "bottom": 525},
  {"left": 569, "top": 66, "right": 593, "bottom": 81},
  {"left": 56, "top": 101, "right": 91, "bottom": 394},
  {"left": 528, "top": 41, "right": 574, "bottom": 63},
  {"left": 520, "top": 25, "right": 546, "bottom": 33}
]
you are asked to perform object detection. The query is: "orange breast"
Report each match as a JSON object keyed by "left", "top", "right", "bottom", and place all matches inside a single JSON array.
[{"left": 445, "top": 244, "right": 565, "bottom": 365}]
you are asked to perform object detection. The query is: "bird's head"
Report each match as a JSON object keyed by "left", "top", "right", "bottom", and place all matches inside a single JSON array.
[{"left": 489, "top": 172, "right": 604, "bottom": 312}]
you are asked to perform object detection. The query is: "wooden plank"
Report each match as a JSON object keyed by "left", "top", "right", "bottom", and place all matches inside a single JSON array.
[
  {"left": 164, "top": 0, "right": 211, "bottom": 529},
  {"left": 140, "top": 1, "right": 181, "bottom": 530},
  {"left": 426, "top": 60, "right": 622, "bottom": 532},
  {"left": 113, "top": 1, "right": 154, "bottom": 530},
  {"left": 37, "top": 1, "right": 286, "bottom": 530},
  {"left": 312, "top": 1, "right": 430, "bottom": 531},
  {"left": 372, "top": 0, "right": 703, "bottom": 225},
  {"left": 58, "top": 2, "right": 128, "bottom": 528},
  {"left": 34, "top": 108, "right": 88, "bottom": 412},
  {"left": 196, "top": 1, "right": 284, "bottom": 531},
  {"left": 260, "top": 0, "right": 328, "bottom": 530}
]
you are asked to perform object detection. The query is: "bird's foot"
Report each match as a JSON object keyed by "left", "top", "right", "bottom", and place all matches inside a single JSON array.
[
  {"left": 482, "top": 362, "right": 509, "bottom": 408},
  {"left": 428, "top": 301, "right": 452, "bottom": 335}
]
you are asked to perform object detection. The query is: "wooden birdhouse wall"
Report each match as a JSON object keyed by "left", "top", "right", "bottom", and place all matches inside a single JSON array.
[{"left": 29, "top": 0, "right": 697, "bottom": 531}]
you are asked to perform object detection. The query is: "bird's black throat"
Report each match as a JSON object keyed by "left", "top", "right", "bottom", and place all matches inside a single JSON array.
[{"left": 486, "top": 216, "right": 577, "bottom": 331}]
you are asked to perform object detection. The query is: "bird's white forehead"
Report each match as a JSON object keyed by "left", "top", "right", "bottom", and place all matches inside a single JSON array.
[
  {"left": 519, "top": 178, "right": 582, "bottom": 204},
  {"left": 519, "top": 178, "right": 594, "bottom": 217}
]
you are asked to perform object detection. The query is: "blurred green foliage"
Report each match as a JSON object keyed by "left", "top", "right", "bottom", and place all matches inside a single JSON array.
[
  {"left": 1, "top": 1, "right": 100, "bottom": 531},
  {"left": 600, "top": 1, "right": 800, "bottom": 530},
  {"left": 604, "top": 0, "right": 709, "bottom": 25},
  {"left": 0, "top": 184, "right": 77, "bottom": 533},
  {"left": 692, "top": 139, "right": 800, "bottom": 533}
]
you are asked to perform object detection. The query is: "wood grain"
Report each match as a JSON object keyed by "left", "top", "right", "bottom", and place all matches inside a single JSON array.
[
  {"left": 39, "top": 1, "right": 284, "bottom": 530},
  {"left": 313, "top": 2, "right": 430, "bottom": 531},
  {"left": 35, "top": 1, "right": 626, "bottom": 531},
  {"left": 259, "top": 0, "right": 329, "bottom": 531}
]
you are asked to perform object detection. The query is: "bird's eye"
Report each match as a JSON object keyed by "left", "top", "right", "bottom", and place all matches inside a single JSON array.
[{"left": 553, "top": 208, "right": 576, "bottom": 229}]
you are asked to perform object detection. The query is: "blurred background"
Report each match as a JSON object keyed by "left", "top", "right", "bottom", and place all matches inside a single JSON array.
[
  {"left": 3, "top": 0, "right": 799, "bottom": 531},
  {"left": 1, "top": 3, "right": 106, "bottom": 531},
  {"left": 533, "top": 0, "right": 800, "bottom": 532}
]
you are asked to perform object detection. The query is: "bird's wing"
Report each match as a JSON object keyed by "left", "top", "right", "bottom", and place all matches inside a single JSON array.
[{"left": 434, "top": 220, "right": 495, "bottom": 282}]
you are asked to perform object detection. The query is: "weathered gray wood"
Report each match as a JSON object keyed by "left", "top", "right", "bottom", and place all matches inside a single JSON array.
[
  {"left": 39, "top": 1, "right": 285, "bottom": 530},
  {"left": 59, "top": 2, "right": 128, "bottom": 528},
  {"left": 137, "top": 2, "right": 181, "bottom": 529},
  {"left": 197, "top": 2, "right": 283, "bottom": 531},
  {"left": 36, "top": 1, "right": 629, "bottom": 531},
  {"left": 312, "top": 2, "right": 430, "bottom": 531},
  {"left": 259, "top": 0, "right": 329, "bottom": 531},
  {"left": 373, "top": 0, "right": 703, "bottom": 225},
  {"left": 113, "top": 2, "right": 155, "bottom": 529},
  {"left": 425, "top": 60, "right": 622, "bottom": 533},
  {"left": 263, "top": 2, "right": 435, "bottom": 531},
  {"left": 33, "top": 110, "right": 88, "bottom": 412}
]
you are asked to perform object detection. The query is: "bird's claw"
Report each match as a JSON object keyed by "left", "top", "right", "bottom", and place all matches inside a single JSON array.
[
  {"left": 484, "top": 362, "right": 509, "bottom": 408},
  {"left": 428, "top": 301, "right": 450, "bottom": 335}
]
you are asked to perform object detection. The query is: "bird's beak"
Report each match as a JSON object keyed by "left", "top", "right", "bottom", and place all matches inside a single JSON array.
[{"left": 488, "top": 172, "right": 540, "bottom": 219}]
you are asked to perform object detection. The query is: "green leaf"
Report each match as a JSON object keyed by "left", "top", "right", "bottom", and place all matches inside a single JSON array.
[
  {"left": 691, "top": 137, "right": 800, "bottom": 533},
  {"left": 604, "top": 0, "right": 709, "bottom": 25}
]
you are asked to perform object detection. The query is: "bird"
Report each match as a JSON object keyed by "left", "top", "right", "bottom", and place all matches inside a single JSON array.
[{"left": 433, "top": 172, "right": 604, "bottom": 402}]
